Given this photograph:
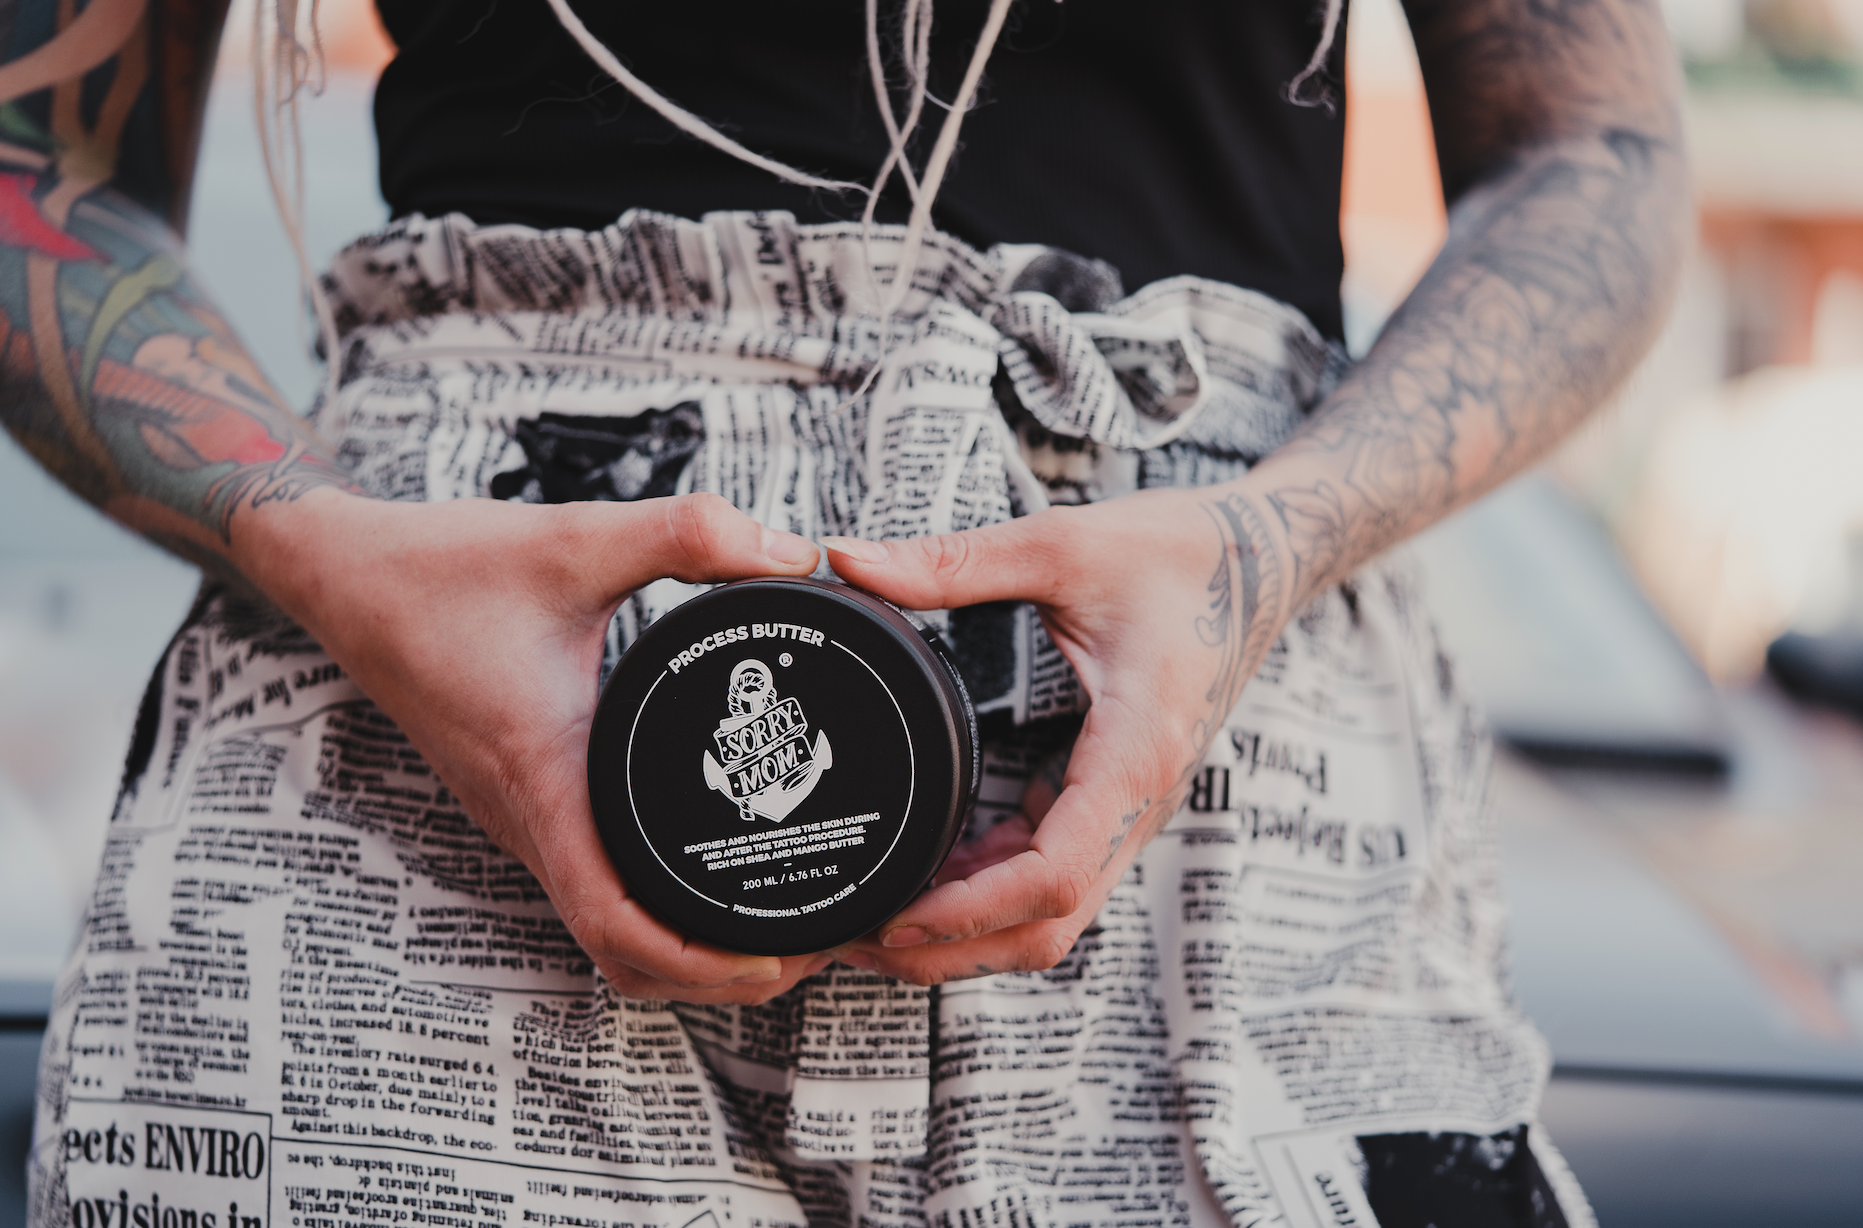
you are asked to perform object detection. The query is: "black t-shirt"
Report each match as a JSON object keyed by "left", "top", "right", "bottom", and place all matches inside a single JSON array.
[{"left": 372, "top": 0, "right": 1348, "bottom": 338}]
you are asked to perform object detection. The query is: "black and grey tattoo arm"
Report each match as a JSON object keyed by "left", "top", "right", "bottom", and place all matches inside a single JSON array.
[{"left": 1251, "top": 0, "right": 1689, "bottom": 604}]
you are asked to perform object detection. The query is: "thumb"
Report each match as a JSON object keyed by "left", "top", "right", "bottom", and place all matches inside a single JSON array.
[
  {"left": 575, "top": 493, "right": 821, "bottom": 600},
  {"left": 821, "top": 510, "right": 1076, "bottom": 610}
]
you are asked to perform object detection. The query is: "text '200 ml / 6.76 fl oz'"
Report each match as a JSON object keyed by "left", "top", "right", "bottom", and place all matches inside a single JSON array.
[{"left": 587, "top": 577, "right": 979, "bottom": 956}]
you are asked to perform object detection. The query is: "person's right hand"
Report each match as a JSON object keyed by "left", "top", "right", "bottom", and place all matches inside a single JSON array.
[{"left": 233, "top": 489, "right": 829, "bottom": 1004}]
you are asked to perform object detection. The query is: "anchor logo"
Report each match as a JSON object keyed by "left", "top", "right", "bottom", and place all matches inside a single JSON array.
[{"left": 701, "top": 660, "right": 833, "bottom": 823}]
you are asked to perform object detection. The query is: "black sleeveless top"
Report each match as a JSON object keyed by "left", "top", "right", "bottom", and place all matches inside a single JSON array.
[{"left": 372, "top": 0, "right": 1348, "bottom": 338}]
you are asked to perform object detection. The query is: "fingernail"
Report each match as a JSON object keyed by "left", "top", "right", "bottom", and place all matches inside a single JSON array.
[
  {"left": 732, "top": 963, "right": 783, "bottom": 985},
  {"left": 839, "top": 950, "right": 877, "bottom": 971},
  {"left": 882, "top": 925, "right": 929, "bottom": 948},
  {"left": 761, "top": 527, "right": 820, "bottom": 567},
  {"left": 821, "top": 535, "right": 889, "bottom": 565}
]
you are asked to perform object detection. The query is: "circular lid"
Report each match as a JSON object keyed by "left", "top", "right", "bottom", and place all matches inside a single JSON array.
[{"left": 588, "top": 577, "right": 977, "bottom": 956}]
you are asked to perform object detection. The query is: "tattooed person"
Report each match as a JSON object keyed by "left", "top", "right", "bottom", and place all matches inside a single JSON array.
[{"left": 2, "top": 1, "right": 1685, "bottom": 1225}]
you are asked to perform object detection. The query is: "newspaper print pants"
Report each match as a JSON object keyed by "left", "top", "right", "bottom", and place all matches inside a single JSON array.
[{"left": 31, "top": 211, "right": 1592, "bottom": 1228}]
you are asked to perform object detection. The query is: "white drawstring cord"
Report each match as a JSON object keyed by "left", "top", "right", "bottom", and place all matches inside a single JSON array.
[
  {"left": 540, "top": 0, "right": 1014, "bottom": 396},
  {"left": 1287, "top": 0, "right": 1345, "bottom": 109},
  {"left": 261, "top": 0, "right": 1341, "bottom": 407},
  {"left": 879, "top": 0, "right": 1014, "bottom": 317},
  {"left": 541, "top": 0, "right": 871, "bottom": 198},
  {"left": 253, "top": 0, "right": 341, "bottom": 407},
  {"left": 855, "top": 0, "right": 933, "bottom": 318},
  {"left": 865, "top": 0, "right": 927, "bottom": 211}
]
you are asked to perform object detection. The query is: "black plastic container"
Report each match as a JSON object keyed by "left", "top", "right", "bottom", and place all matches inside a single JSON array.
[{"left": 588, "top": 577, "right": 979, "bottom": 956}]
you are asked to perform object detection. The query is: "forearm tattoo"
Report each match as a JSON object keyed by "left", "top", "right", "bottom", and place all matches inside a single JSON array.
[
  {"left": 1261, "top": 0, "right": 1688, "bottom": 602},
  {"left": 0, "top": 0, "right": 352, "bottom": 575}
]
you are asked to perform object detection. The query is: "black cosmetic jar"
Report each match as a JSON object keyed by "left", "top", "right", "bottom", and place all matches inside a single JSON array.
[{"left": 588, "top": 577, "right": 979, "bottom": 956}]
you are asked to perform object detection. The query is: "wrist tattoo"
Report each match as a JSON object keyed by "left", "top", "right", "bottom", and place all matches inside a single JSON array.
[{"left": 1107, "top": 492, "right": 1286, "bottom": 870}]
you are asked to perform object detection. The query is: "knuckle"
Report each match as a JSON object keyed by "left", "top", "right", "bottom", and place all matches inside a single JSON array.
[
  {"left": 1028, "top": 925, "right": 1078, "bottom": 972},
  {"left": 667, "top": 493, "right": 736, "bottom": 567},
  {"left": 877, "top": 953, "right": 944, "bottom": 988},
  {"left": 568, "top": 902, "right": 731, "bottom": 993},
  {"left": 1039, "top": 856, "right": 1095, "bottom": 920},
  {"left": 925, "top": 531, "right": 975, "bottom": 585},
  {"left": 561, "top": 899, "right": 622, "bottom": 962},
  {"left": 944, "top": 883, "right": 991, "bottom": 941}
]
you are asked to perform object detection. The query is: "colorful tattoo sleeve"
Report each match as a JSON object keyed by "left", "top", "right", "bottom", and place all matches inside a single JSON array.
[{"left": 0, "top": 0, "right": 354, "bottom": 576}]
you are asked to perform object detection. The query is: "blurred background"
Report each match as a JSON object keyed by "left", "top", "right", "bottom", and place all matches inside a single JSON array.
[{"left": 3, "top": 0, "right": 1863, "bottom": 1222}]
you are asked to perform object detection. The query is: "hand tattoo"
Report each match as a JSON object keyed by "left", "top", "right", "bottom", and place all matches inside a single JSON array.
[
  {"left": 1099, "top": 805, "right": 1142, "bottom": 872},
  {"left": 1107, "top": 492, "right": 1287, "bottom": 871}
]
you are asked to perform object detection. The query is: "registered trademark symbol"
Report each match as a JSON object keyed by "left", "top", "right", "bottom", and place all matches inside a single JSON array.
[{"left": 779, "top": 653, "right": 793, "bottom": 667}]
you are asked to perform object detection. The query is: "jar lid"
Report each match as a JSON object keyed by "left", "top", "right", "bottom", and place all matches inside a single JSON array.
[{"left": 588, "top": 577, "right": 979, "bottom": 956}]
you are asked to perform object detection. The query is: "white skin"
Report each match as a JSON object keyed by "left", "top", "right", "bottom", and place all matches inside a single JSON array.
[
  {"left": 4, "top": 0, "right": 1687, "bottom": 1001},
  {"left": 239, "top": 483, "right": 1281, "bottom": 999}
]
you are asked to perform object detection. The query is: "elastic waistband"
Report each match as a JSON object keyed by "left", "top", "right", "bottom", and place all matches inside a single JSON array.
[
  {"left": 319, "top": 209, "right": 1343, "bottom": 460},
  {"left": 323, "top": 209, "right": 1008, "bottom": 337}
]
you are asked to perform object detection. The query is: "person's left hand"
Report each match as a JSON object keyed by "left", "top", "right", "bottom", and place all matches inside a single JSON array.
[{"left": 819, "top": 483, "right": 1294, "bottom": 985}]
